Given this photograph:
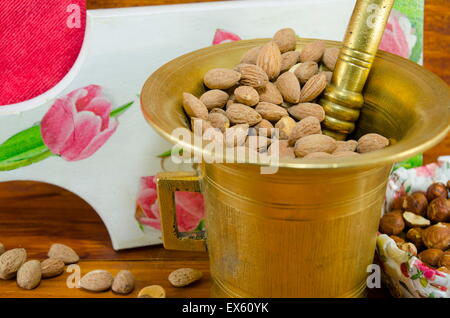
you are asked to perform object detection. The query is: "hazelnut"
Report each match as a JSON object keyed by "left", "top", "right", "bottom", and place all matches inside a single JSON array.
[
  {"left": 402, "top": 211, "right": 430, "bottom": 228},
  {"left": 390, "top": 195, "right": 406, "bottom": 211},
  {"left": 437, "top": 266, "right": 450, "bottom": 274},
  {"left": 418, "top": 248, "right": 444, "bottom": 267},
  {"left": 379, "top": 210, "right": 405, "bottom": 235},
  {"left": 422, "top": 223, "right": 450, "bottom": 250},
  {"left": 399, "top": 242, "right": 418, "bottom": 256},
  {"left": 447, "top": 180, "right": 450, "bottom": 190},
  {"left": 438, "top": 251, "right": 450, "bottom": 268},
  {"left": 389, "top": 235, "right": 405, "bottom": 247},
  {"left": 426, "top": 182, "right": 448, "bottom": 202},
  {"left": 402, "top": 192, "right": 428, "bottom": 216},
  {"left": 406, "top": 228, "right": 425, "bottom": 249},
  {"left": 427, "top": 197, "right": 450, "bottom": 223}
]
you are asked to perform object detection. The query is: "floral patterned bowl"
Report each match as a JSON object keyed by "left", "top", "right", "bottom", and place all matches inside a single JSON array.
[{"left": 376, "top": 156, "right": 450, "bottom": 298}]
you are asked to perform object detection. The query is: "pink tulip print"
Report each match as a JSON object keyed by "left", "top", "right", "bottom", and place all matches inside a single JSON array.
[
  {"left": 212, "top": 29, "right": 241, "bottom": 45},
  {"left": 379, "top": 9, "right": 418, "bottom": 60},
  {"left": 0, "top": 85, "right": 133, "bottom": 170},
  {"left": 136, "top": 176, "right": 205, "bottom": 232},
  {"left": 41, "top": 85, "right": 118, "bottom": 161}
]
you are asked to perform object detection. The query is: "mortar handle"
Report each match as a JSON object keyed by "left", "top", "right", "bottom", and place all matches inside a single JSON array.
[
  {"left": 156, "top": 171, "right": 206, "bottom": 252},
  {"left": 320, "top": 0, "right": 394, "bottom": 140}
]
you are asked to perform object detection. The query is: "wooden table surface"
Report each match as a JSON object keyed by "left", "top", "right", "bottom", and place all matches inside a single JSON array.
[{"left": 0, "top": 0, "right": 448, "bottom": 298}]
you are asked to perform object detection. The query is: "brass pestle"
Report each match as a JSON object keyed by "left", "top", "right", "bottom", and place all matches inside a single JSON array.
[{"left": 320, "top": 0, "right": 395, "bottom": 140}]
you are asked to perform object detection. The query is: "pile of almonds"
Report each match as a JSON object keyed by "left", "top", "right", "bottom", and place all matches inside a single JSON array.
[
  {"left": 379, "top": 181, "right": 450, "bottom": 273},
  {"left": 0, "top": 243, "right": 79, "bottom": 290},
  {"left": 182, "top": 28, "right": 389, "bottom": 159},
  {"left": 0, "top": 242, "right": 136, "bottom": 294}
]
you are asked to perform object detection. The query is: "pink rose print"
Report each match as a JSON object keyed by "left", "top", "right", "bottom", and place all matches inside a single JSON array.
[
  {"left": 212, "top": 29, "right": 241, "bottom": 45},
  {"left": 41, "top": 85, "right": 118, "bottom": 161},
  {"left": 380, "top": 10, "right": 417, "bottom": 59},
  {"left": 136, "top": 176, "right": 205, "bottom": 232}
]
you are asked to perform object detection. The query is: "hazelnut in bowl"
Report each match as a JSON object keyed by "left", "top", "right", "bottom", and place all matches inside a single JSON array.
[{"left": 377, "top": 160, "right": 450, "bottom": 298}]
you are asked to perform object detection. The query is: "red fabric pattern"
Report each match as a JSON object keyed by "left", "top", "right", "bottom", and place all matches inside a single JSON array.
[{"left": 0, "top": 1, "right": 86, "bottom": 105}]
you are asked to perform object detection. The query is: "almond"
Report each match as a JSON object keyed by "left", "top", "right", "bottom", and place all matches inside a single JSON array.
[
  {"left": 332, "top": 151, "right": 360, "bottom": 158},
  {"left": 419, "top": 249, "right": 444, "bottom": 266},
  {"left": 245, "top": 135, "right": 271, "bottom": 152},
  {"left": 288, "top": 116, "right": 321, "bottom": 146},
  {"left": 237, "top": 64, "right": 269, "bottom": 88},
  {"left": 303, "top": 152, "right": 333, "bottom": 159},
  {"left": 280, "top": 51, "right": 300, "bottom": 73},
  {"left": 226, "top": 103, "right": 262, "bottom": 126},
  {"left": 294, "top": 134, "right": 337, "bottom": 157},
  {"left": 299, "top": 73, "right": 327, "bottom": 102},
  {"left": 294, "top": 61, "right": 319, "bottom": 84},
  {"left": 112, "top": 270, "right": 135, "bottom": 294},
  {"left": 199, "top": 90, "right": 229, "bottom": 110},
  {"left": 203, "top": 68, "right": 241, "bottom": 90},
  {"left": 322, "top": 47, "right": 340, "bottom": 71},
  {"left": 275, "top": 116, "right": 296, "bottom": 140},
  {"left": 334, "top": 140, "right": 358, "bottom": 152},
  {"left": 207, "top": 112, "right": 230, "bottom": 132},
  {"left": 288, "top": 103, "right": 325, "bottom": 121},
  {"left": 0, "top": 243, "right": 4, "bottom": 256},
  {"left": 191, "top": 117, "right": 214, "bottom": 136},
  {"left": 439, "top": 251, "right": 450, "bottom": 268},
  {"left": 322, "top": 71, "right": 333, "bottom": 83},
  {"left": 276, "top": 71, "right": 301, "bottom": 104},
  {"left": 422, "top": 223, "right": 450, "bottom": 250},
  {"left": 255, "top": 102, "right": 289, "bottom": 122},
  {"left": 399, "top": 243, "right": 418, "bottom": 256},
  {"left": 0, "top": 248, "right": 27, "bottom": 279},
  {"left": 299, "top": 40, "right": 326, "bottom": 63},
  {"left": 403, "top": 211, "right": 431, "bottom": 228},
  {"left": 80, "top": 270, "right": 114, "bottom": 292},
  {"left": 257, "top": 82, "right": 283, "bottom": 105},
  {"left": 17, "top": 260, "right": 41, "bottom": 290},
  {"left": 48, "top": 243, "right": 79, "bottom": 265},
  {"left": 224, "top": 124, "right": 249, "bottom": 147},
  {"left": 210, "top": 107, "right": 227, "bottom": 116},
  {"left": 240, "top": 46, "right": 262, "bottom": 65},
  {"left": 234, "top": 86, "right": 259, "bottom": 106},
  {"left": 253, "top": 119, "right": 274, "bottom": 138},
  {"left": 268, "top": 140, "right": 295, "bottom": 159},
  {"left": 256, "top": 41, "right": 282, "bottom": 80},
  {"left": 273, "top": 28, "right": 297, "bottom": 53},
  {"left": 357, "top": 133, "right": 390, "bottom": 153},
  {"left": 138, "top": 285, "right": 166, "bottom": 298},
  {"left": 41, "top": 258, "right": 65, "bottom": 278},
  {"left": 182, "top": 93, "right": 208, "bottom": 120},
  {"left": 168, "top": 268, "right": 203, "bottom": 287}
]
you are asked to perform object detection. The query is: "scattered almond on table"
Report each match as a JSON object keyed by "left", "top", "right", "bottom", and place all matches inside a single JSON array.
[
  {"left": 112, "top": 270, "right": 135, "bottom": 294},
  {"left": 48, "top": 243, "right": 79, "bottom": 264},
  {"left": 181, "top": 27, "right": 390, "bottom": 159},
  {"left": 138, "top": 285, "right": 166, "bottom": 298},
  {"left": 168, "top": 268, "right": 203, "bottom": 287},
  {"left": 80, "top": 269, "right": 114, "bottom": 292},
  {"left": 0, "top": 248, "right": 27, "bottom": 280},
  {"left": 17, "top": 260, "right": 41, "bottom": 290},
  {"left": 41, "top": 258, "right": 65, "bottom": 278}
]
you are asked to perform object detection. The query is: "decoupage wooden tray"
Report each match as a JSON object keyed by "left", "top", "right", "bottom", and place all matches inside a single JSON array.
[{"left": 0, "top": 0, "right": 423, "bottom": 250}]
